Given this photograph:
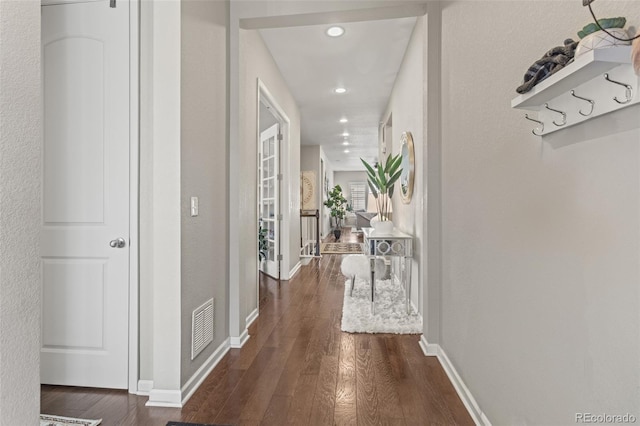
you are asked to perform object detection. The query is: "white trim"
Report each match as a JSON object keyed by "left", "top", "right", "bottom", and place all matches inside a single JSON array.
[
  {"left": 246, "top": 308, "right": 259, "bottom": 329},
  {"left": 181, "top": 338, "right": 231, "bottom": 406},
  {"left": 136, "top": 380, "right": 153, "bottom": 396},
  {"left": 419, "top": 335, "right": 440, "bottom": 356},
  {"left": 419, "top": 339, "right": 491, "bottom": 426},
  {"left": 146, "top": 389, "right": 182, "bottom": 408},
  {"left": 288, "top": 261, "right": 302, "bottom": 279},
  {"left": 230, "top": 329, "right": 250, "bottom": 348},
  {"left": 257, "top": 79, "right": 291, "bottom": 284},
  {"left": 128, "top": 0, "right": 141, "bottom": 395}
]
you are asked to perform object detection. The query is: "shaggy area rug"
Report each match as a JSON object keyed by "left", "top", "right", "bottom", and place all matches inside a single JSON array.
[
  {"left": 341, "top": 277, "right": 422, "bottom": 334},
  {"left": 40, "top": 414, "right": 101, "bottom": 426},
  {"left": 320, "top": 242, "right": 364, "bottom": 254}
]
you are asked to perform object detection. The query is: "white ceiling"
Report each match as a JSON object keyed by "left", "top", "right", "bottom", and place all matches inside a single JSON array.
[{"left": 259, "top": 17, "right": 417, "bottom": 171}]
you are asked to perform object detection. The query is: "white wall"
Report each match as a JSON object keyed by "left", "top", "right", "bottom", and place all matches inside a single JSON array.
[
  {"left": 0, "top": 0, "right": 41, "bottom": 423},
  {"left": 333, "top": 171, "right": 368, "bottom": 210},
  {"left": 147, "top": 0, "right": 182, "bottom": 402},
  {"left": 382, "top": 15, "right": 424, "bottom": 313},
  {"left": 239, "top": 27, "right": 301, "bottom": 322},
  {"left": 180, "top": 0, "right": 228, "bottom": 386},
  {"left": 440, "top": 1, "right": 640, "bottom": 423}
]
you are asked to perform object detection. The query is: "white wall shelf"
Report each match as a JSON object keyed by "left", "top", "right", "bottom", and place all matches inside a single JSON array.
[{"left": 512, "top": 46, "right": 639, "bottom": 136}]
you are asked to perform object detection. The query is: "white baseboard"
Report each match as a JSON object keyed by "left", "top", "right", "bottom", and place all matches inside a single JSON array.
[
  {"left": 146, "top": 389, "right": 182, "bottom": 408},
  {"left": 230, "top": 328, "right": 250, "bottom": 348},
  {"left": 419, "top": 337, "right": 491, "bottom": 426},
  {"left": 136, "top": 380, "right": 154, "bottom": 396},
  {"left": 289, "top": 261, "right": 302, "bottom": 278},
  {"left": 181, "top": 338, "right": 231, "bottom": 405},
  {"left": 246, "top": 308, "right": 259, "bottom": 328}
]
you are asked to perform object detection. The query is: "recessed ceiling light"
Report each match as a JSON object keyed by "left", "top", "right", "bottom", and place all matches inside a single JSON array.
[
  {"left": 339, "top": 118, "right": 348, "bottom": 123},
  {"left": 344, "top": 149, "right": 350, "bottom": 153},
  {"left": 326, "top": 26, "right": 345, "bottom": 37},
  {"left": 334, "top": 87, "right": 347, "bottom": 94},
  {"left": 342, "top": 132, "right": 349, "bottom": 137},
  {"left": 342, "top": 141, "right": 349, "bottom": 146}
]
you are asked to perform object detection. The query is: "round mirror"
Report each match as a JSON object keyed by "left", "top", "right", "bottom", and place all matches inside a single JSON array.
[{"left": 400, "top": 132, "right": 415, "bottom": 204}]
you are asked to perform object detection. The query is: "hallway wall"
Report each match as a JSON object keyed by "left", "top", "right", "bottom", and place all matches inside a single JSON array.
[
  {"left": 239, "top": 28, "right": 301, "bottom": 316},
  {"left": 440, "top": 1, "right": 640, "bottom": 423},
  {"left": 180, "top": 0, "right": 229, "bottom": 386},
  {"left": 383, "top": 14, "right": 425, "bottom": 314},
  {"left": 0, "top": 0, "right": 41, "bottom": 423}
]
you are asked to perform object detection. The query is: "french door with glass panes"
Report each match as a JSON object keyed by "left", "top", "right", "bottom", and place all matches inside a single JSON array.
[{"left": 259, "top": 124, "right": 280, "bottom": 278}]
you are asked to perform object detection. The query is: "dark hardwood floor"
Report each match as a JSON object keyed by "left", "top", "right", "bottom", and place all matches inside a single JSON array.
[{"left": 41, "top": 229, "right": 473, "bottom": 425}]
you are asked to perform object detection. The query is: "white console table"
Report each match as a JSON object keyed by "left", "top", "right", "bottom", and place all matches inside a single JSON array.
[{"left": 362, "top": 227, "right": 413, "bottom": 314}]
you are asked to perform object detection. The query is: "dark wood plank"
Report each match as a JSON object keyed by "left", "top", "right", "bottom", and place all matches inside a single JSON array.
[{"left": 41, "top": 232, "right": 475, "bottom": 426}]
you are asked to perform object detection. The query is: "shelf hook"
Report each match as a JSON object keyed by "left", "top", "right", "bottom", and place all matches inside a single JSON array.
[
  {"left": 570, "top": 90, "right": 595, "bottom": 116},
  {"left": 604, "top": 73, "right": 633, "bottom": 104},
  {"left": 524, "top": 114, "right": 544, "bottom": 136},
  {"left": 544, "top": 103, "right": 567, "bottom": 127}
]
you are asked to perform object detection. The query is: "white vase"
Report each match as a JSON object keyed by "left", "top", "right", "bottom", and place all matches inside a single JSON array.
[
  {"left": 372, "top": 219, "right": 394, "bottom": 234},
  {"left": 575, "top": 28, "right": 631, "bottom": 58}
]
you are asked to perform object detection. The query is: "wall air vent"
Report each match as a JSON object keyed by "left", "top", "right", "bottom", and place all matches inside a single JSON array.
[{"left": 191, "top": 298, "right": 214, "bottom": 360}]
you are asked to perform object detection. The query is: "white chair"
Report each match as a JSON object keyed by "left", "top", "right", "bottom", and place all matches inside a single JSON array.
[{"left": 340, "top": 254, "right": 386, "bottom": 297}]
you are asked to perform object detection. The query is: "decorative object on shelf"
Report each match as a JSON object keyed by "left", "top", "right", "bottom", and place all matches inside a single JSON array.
[
  {"left": 516, "top": 39, "right": 578, "bottom": 94},
  {"left": 301, "top": 171, "right": 316, "bottom": 209},
  {"left": 512, "top": 45, "right": 636, "bottom": 136},
  {"left": 361, "top": 153, "right": 402, "bottom": 232},
  {"left": 577, "top": 16, "right": 626, "bottom": 39},
  {"left": 323, "top": 184, "right": 347, "bottom": 241},
  {"left": 399, "top": 132, "right": 415, "bottom": 204},
  {"left": 576, "top": 28, "right": 630, "bottom": 58}
]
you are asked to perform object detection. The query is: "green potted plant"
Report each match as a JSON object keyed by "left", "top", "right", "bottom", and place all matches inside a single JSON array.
[
  {"left": 361, "top": 153, "right": 402, "bottom": 232},
  {"left": 258, "top": 221, "right": 269, "bottom": 262},
  {"left": 323, "top": 184, "right": 347, "bottom": 241}
]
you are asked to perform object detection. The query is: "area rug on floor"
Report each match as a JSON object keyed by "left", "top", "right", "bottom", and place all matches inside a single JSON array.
[
  {"left": 167, "top": 422, "right": 231, "bottom": 426},
  {"left": 320, "top": 242, "right": 364, "bottom": 254},
  {"left": 40, "top": 414, "right": 101, "bottom": 426},
  {"left": 341, "top": 277, "right": 422, "bottom": 334}
]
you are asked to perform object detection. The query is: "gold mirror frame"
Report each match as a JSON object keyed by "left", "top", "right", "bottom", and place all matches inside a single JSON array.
[{"left": 400, "top": 131, "right": 415, "bottom": 204}]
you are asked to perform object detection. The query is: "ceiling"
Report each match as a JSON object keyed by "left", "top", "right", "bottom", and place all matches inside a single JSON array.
[{"left": 259, "top": 17, "right": 417, "bottom": 171}]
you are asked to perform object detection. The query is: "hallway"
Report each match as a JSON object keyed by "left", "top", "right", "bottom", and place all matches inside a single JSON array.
[{"left": 42, "top": 234, "right": 473, "bottom": 425}]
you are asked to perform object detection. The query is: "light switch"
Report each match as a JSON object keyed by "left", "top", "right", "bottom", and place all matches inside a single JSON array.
[{"left": 191, "top": 197, "right": 199, "bottom": 217}]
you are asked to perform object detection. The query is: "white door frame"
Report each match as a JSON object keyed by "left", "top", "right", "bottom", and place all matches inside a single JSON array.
[
  {"left": 127, "top": 0, "right": 140, "bottom": 393},
  {"left": 39, "top": 0, "right": 139, "bottom": 392},
  {"left": 256, "top": 79, "right": 290, "bottom": 295}
]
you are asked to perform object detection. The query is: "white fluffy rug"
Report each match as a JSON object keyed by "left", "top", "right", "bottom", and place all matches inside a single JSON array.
[{"left": 341, "top": 277, "right": 422, "bottom": 334}]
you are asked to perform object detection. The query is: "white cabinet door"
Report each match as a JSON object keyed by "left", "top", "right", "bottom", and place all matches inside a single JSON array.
[{"left": 41, "top": 0, "right": 130, "bottom": 389}]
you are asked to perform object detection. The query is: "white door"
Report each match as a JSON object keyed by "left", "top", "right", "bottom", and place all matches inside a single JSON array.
[
  {"left": 259, "top": 124, "right": 280, "bottom": 279},
  {"left": 41, "top": 0, "right": 130, "bottom": 389}
]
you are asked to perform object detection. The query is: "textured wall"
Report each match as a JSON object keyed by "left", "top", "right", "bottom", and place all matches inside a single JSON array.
[
  {"left": 0, "top": 0, "right": 41, "bottom": 423},
  {"left": 180, "top": 0, "right": 229, "bottom": 384},
  {"left": 382, "top": 15, "right": 424, "bottom": 312},
  {"left": 440, "top": 1, "right": 640, "bottom": 423},
  {"left": 239, "top": 28, "right": 301, "bottom": 321}
]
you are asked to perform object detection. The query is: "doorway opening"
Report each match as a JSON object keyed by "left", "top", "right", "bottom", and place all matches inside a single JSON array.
[{"left": 257, "top": 80, "right": 290, "bottom": 294}]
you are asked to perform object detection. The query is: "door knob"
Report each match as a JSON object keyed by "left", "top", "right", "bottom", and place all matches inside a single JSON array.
[{"left": 109, "top": 238, "right": 126, "bottom": 248}]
